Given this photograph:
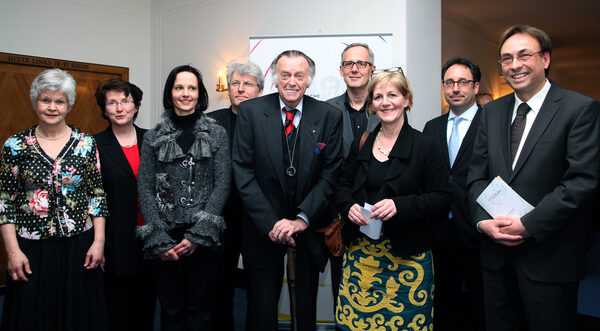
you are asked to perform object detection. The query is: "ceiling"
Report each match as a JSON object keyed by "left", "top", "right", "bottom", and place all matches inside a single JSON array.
[{"left": 442, "top": 0, "right": 600, "bottom": 95}]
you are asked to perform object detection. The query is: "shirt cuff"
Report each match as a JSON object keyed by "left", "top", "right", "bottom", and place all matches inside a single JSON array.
[
  {"left": 476, "top": 220, "right": 484, "bottom": 233},
  {"left": 297, "top": 211, "right": 309, "bottom": 225}
]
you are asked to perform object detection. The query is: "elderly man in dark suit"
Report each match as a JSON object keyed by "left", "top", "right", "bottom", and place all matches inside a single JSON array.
[
  {"left": 423, "top": 57, "right": 484, "bottom": 331},
  {"left": 233, "top": 50, "right": 343, "bottom": 331},
  {"left": 467, "top": 25, "right": 600, "bottom": 331},
  {"left": 208, "top": 60, "right": 263, "bottom": 331}
]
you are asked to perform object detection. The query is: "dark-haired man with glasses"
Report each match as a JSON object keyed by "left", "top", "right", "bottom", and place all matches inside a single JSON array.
[
  {"left": 467, "top": 25, "right": 600, "bottom": 331},
  {"left": 423, "top": 57, "right": 485, "bottom": 331}
]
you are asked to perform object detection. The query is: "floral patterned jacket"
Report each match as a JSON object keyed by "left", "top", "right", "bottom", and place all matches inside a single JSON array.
[
  {"left": 0, "top": 126, "right": 109, "bottom": 239},
  {"left": 137, "top": 110, "right": 231, "bottom": 258}
]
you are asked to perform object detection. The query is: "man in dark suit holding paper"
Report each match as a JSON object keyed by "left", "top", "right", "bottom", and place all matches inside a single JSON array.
[
  {"left": 467, "top": 25, "right": 600, "bottom": 331},
  {"left": 233, "top": 50, "right": 343, "bottom": 331}
]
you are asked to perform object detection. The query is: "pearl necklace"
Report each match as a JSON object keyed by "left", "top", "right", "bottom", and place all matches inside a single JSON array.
[
  {"left": 35, "top": 126, "right": 71, "bottom": 140},
  {"left": 376, "top": 129, "right": 391, "bottom": 155}
]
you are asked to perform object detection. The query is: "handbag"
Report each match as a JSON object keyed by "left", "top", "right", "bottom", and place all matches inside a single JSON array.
[{"left": 317, "top": 131, "right": 371, "bottom": 257}]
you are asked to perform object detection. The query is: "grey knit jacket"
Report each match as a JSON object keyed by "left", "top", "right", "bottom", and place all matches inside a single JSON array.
[{"left": 137, "top": 109, "right": 231, "bottom": 258}]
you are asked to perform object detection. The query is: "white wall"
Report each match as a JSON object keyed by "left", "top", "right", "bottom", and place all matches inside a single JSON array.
[
  {"left": 407, "top": 0, "right": 442, "bottom": 130},
  {"left": 0, "top": 0, "right": 442, "bottom": 129},
  {"left": 0, "top": 0, "right": 153, "bottom": 128},
  {"left": 151, "top": 0, "right": 441, "bottom": 130}
]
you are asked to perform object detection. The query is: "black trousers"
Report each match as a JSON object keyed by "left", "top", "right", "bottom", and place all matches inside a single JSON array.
[
  {"left": 245, "top": 240, "right": 320, "bottom": 331},
  {"left": 432, "top": 223, "right": 484, "bottom": 331},
  {"left": 482, "top": 257, "right": 578, "bottom": 331},
  {"left": 104, "top": 259, "right": 156, "bottom": 331},
  {"left": 153, "top": 246, "right": 221, "bottom": 331}
]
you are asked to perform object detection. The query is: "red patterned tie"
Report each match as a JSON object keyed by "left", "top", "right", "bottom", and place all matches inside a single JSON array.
[{"left": 284, "top": 108, "right": 297, "bottom": 136}]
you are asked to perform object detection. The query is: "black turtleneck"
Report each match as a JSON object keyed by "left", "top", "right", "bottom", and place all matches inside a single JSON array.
[{"left": 170, "top": 110, "right": 200, "bottom": 154}]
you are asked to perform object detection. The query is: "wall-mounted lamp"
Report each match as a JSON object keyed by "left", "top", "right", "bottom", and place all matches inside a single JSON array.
[{"left": 216, "top": 71, "right": 227, "bottom": 92}]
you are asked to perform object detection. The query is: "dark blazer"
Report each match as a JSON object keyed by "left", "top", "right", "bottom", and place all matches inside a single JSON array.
[
  {"left": 95, "top": 125, "right": 147, "bottom": 275},
  {"left": 208, "top": 106, "right": 235, "bottom": 148},
  {"left": 467, "top": 82, "right": 600, "bottom": 282},
  {"left": 337, "top": 122, "right": 451, "bottom": 256},
  {"left": 326, "top": 93, "right": 380, "bottom": 158},
  {"left": 232, "top": 93, "right": 343, "bottom": 271},
  {"left": 423, "top": 108, "right": 482, "bottom": 248}
]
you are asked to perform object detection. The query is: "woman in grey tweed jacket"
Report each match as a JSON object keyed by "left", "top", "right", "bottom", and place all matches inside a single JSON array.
[{"left": 137, "top": 65, "right": 230, "bottom": 331}]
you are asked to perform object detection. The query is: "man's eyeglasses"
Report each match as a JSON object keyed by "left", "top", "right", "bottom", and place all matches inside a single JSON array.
[
  {"left": 341, "top": 61, "right": 372, "bottom": 69},
  {"left": 372, "top": 67, "right": 404, "bottom": 75},
  {"left": 499, "top": 51, "right": 542, "bottom": 66},
  {"left": 106, "top": 99, "right": 134, "bottom": 108},
  {"left": 229, "top": 81, "right": 258, "bottom": 88},
  {"left": 442, "top": 79, "right": 474, "bottom": 88}
]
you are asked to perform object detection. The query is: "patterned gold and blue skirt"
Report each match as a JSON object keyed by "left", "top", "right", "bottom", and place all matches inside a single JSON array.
[{"left": 335, "top": 235, "right": 434, "bottom": 331}]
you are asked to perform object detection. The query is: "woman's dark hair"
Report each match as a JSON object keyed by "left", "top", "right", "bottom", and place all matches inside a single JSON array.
[
  {"left": 95, "top": 78, "right": 143, "bottom": 121},
  {"left": 163, "top": 65, "right": 209, "bottom": 113}
]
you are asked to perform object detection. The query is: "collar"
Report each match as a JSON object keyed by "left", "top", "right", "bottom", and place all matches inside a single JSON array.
[
  {"left": 279, "top": 97, "right": 304, "bottom": 113},
  {"left": 343, "top": 91, "right": 368, "bottom": 112},
  {"left": 448, "top": 103, "right": 478, "bottom": 122},
  {"left": 150, "top": 108, "right": 214, "bottom": 162},
  {"left": 514, "top": 79, "right": 551, "bottom": 115}
]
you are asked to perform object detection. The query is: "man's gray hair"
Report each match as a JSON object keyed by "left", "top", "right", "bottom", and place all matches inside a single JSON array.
[
  {"left": 341, "top": 43, "right": 375, "bottom": 64},
  {"left": 270, "top": 50, "right": 316, "bottom": 88},
  {"left": 227, "top": 60, "right": 264, "bottom": 90},
  {"left": 30, "top": 68, "right": 77, "bottom": 109}
]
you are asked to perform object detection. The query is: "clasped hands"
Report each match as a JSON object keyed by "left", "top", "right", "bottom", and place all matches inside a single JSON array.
[
  {"left": 479, "top": 216, "right": 530, "bottom": 246},
  {"left": 269, "top": 218, "right": 308, "bottom": 246},
  {"left": 159, "top": 238, "right": 198, "bottom": 261},
  {"left": 347, "top": 199, "right": 397, "bottom": 225}
]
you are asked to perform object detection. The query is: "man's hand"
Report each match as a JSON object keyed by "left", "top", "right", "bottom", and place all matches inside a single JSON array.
[
  {"left": 479, "top": 218, "right": 525, "bottom": 246},
  {"left": 269, "top": 218, "right": 308, "bottom": 246},
  {"left": 497, "top": 216, "right": 530, "bottom": 238}
]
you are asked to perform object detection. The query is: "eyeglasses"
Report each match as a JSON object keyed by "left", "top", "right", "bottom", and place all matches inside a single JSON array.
[
  {"left": 372, "top": 67, "right": 404, "bottom": 75},
  {"left": 106, "top": 99, "right": 134, "bottom": 108},
  {"left": 229, "top": 81, "right": 258, "bottom": 88},
  {"left": 341, "top": 61, "right": 372, "bottom": 69},
  {"left": 443, "top": 79, "right": 474, "bottom": 88},
  {"left": 499, "top": 51, "right": 542, "bottom": 66}
]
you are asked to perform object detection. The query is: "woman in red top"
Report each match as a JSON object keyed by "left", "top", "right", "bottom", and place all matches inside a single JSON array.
[{"left": 94, "top": 79, "right": 156, "bottom": 331}]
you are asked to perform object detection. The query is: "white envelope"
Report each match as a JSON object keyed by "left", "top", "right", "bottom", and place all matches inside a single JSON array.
[
  {"left": 359, "top": 203, "right": 382, "bottom": 240},
  {"left": 476, "top": 176, "right": 534, "bottom": 218}
]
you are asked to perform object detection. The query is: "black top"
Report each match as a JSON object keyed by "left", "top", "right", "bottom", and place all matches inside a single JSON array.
[
  {"left": 171, "top": 110, "right": 200, "bottom": 153},
  {"left": 344, "top": 92, "right": 369, "bottom": 141},
  {"left": 366, "top": 157, "right": 390, "bottom": 204}
]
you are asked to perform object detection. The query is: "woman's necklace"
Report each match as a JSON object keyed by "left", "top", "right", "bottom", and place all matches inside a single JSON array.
[
  {"left": 376, "top": 129, "right": 391, "bottom": 155},
  {"left": 35, "top": 126, "right": 70, "bottom": 140},
  {"left": 120, "top": 135, "right": 137, "bottom": 148}
]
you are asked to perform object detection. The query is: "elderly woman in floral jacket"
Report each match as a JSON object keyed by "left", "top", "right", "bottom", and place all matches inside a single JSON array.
[{"left": 137, "top": 65, "right": 230, "bottom": 331}]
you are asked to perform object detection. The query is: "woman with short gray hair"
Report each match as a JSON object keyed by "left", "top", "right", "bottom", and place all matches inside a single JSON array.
[{"left": 0, "top": 68, "right": 109, "bottom": 331}]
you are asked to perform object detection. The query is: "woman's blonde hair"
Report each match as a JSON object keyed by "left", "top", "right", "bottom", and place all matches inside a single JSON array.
[{"left": 367, "top": 71, "right": 413, "bottom": 114}]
